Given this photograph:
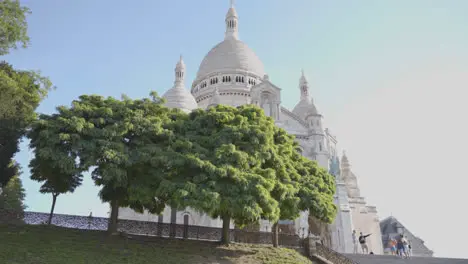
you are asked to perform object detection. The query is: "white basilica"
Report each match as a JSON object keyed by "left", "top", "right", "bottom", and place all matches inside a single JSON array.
[{"left": 119, "top": 2, "right": 383, "bottom": 254}]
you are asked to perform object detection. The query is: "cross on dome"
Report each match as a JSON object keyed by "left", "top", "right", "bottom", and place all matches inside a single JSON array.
[{"left": 230, "top": 0, "right": 235, "bottom": 7}]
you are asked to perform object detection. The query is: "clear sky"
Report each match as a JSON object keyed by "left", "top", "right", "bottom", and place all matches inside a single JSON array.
[{"left": 4, "top": 0, "right": 467, "bottom": 259}]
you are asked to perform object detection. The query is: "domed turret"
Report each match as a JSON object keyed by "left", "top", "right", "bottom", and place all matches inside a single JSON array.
[
  {"left": 162, "top": 56, "right": 198, "bottom": 113},
  {"left": 292, "top": 70, "right": 322, "bottom": 130}
]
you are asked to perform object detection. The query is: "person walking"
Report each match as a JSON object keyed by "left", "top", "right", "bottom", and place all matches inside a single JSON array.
[
  {"left": 396, "top": 234, "right": 407, "bottom": 258},
  {"left": 358, "top": 232, "right": 372, "bottom": 254},
  {"left": 352, "top": 230, "right": 359, "bottom": 253}
]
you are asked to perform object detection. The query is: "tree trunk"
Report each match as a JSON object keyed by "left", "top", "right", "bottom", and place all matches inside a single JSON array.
[
  {"left": 47, "top": 194, "right": 58, "bottom": 225},
  {"left": 272, "top": 222, "right": 279, "bottom": 247},
  {"left": 221, "top": 215, "right": 231, "bottom": 245},
  {"left": 107, "top": 199, "right": 119, "bottom": 235}
]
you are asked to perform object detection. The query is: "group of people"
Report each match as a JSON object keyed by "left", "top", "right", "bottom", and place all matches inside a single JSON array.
[
  {"left": 388, "top": 234, "right": 412, "bottom": 258},
  {"left": 351, "top": 230, "right": 411, "bottom": 258}
]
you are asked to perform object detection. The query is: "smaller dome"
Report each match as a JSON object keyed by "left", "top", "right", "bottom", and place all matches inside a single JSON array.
[
  {"left": 292, "top": 98, "right": 319, "bottom": 119},
  {"left": 163, "top": 56, "right": 198, "bottom": 113},
  {"left": 163, "top": 87, "right": 198, "bottom": 113}
]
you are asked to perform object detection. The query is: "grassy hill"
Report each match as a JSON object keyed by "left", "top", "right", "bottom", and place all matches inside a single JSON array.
[{"left": 0, "top": 224, "right": 315, "bottom": 264}]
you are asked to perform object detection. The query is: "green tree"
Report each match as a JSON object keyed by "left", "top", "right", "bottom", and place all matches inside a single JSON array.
[
  {"left": 264, "top": 127, "right": 302, "bottom": 247},
  {"left": 0, "top": 62, "right": 52, "bottom": 189},
  {"left": 0, "top": 0, "right": 30, "bottom": 56},
  {"left": 170, "top": 105, "right": 282, "bottom": 244},
  {"left": 0, "top": 168, "right": 26, "bottom": 223},
  {"left": 31, "top": 93, "right": 182, "bottom": 234},
  {"left": 77, "top": 94, "right": 183, "bottom": 234},
  {"left": 28, "top": 113, "right": 83, "bottom": 225},
  {"left": 253, "top": 125, "right": 337, "bottom": 247},
  {"left": 296, "top": 156, "right": 337, "bottom": 225}
]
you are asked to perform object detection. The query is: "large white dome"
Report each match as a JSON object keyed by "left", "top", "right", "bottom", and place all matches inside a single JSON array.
[{"left": 195, "top": 38, "right": 265, "bottom": 81}]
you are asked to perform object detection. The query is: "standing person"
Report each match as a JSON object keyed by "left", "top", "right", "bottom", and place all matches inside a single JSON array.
[
  {"left": 388, "top": 239, "right": 397, "bottom": 255},
  {"left": 352, "top": 230, "right": 359, "bottom": 253},
  {"left": 402, "top": 236, "right": 410, "bottom": 258},
  {"left": 358, "top": 232, "right": 372, "bottom": 254},
  {"left": 396, "top": 234, "right": 406, "bottom": 258}
]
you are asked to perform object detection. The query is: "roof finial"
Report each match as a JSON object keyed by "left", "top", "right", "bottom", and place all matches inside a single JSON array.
[
  {"left": 225, "top": 0, "right": 239, "bottom": 40},
  {"left": 299, "top": 69, "right": 309, "bottom": 99},
  {"left": 174, "top": 56, "right": 185, "bottom": 86}
]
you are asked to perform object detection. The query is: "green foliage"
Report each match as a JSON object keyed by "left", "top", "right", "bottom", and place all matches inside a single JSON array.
[
  {"left": 26, "top": 92, "right": 336, "bottom": 240},
  {"left": 169, "top": 105, "right": 283, "bottom": 243},
  {"left": 28, "top": 112, "right": 84, "bottom": 223},
  {"left": 0, "top": 0, "right": 31, "bottom": 55},
  {"left": 0, "top": 61, "right": 52, "bottom": 120},
  {"left": 296, "top": 155, "right": 337, "bottom": 224},
  {"left": 0, "top": 61, "right": 53, "bottom": 188},
  {"left": 27, "top": 92, "right": 183, "bottom": 232},
  {"left": 0, "top": 171, "right": 26, "bottom": 223},
  {"left": 28, "top": 113, "right": 83, "bottom": 195}
]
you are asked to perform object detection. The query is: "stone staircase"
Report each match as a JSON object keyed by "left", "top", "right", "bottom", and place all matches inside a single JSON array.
[
  {"left": 305, "top": 235, "right": 468, "bottom": 264},
  {"left": 343, "top": 254, "right": 468, "bottom": 264}
]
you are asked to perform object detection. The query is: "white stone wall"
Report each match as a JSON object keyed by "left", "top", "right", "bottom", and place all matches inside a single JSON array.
[
  {"left": 118, "top": 207, "right": 233, "bottom": 228},
  {"left": 332, "top": 182, "right": 355, "bottom": 253},
  {"left": 349, "top": 200, "right": 384, "bottom": 254}
]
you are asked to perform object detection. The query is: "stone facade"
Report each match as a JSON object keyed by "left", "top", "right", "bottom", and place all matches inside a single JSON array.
[{"left": 341, "top": 153, "right": 384, "bottom": 254}]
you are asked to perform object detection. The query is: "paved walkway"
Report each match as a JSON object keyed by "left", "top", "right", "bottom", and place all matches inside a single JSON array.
[{"left": 343, "top": 254, "right": 468, "bottom": 264}]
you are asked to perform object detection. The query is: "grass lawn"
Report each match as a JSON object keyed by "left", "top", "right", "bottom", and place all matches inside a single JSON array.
[{"left": 0, "top": 224, "right": 315, "bottom": 264}]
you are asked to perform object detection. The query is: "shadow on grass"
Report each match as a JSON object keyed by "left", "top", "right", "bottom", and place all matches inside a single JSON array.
[{"left": 0, "top": 224, "right": 269, "bottom": 264}]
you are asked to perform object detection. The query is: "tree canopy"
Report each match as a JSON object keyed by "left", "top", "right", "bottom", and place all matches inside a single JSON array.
[
  {"left": 0, "top": 172, "right": 26, "bottom": 223},
  {"left": 0, "top": 0, "right": 53, "bottom": 190},
  {"left": 166, "top": 105, "right": 287, "bottom": 244},
  {"left": 0, "top": 62, "right": 52, "bottom": 188},
  {"left": 27, "top": 92, "right": 186, "bottom": 233},
  {"left": 0, "top": 0, "right": 30, "bottom": 56},
  {"left": 28, "top": 111, "right": 84, "bottom": 224},
  {"left": 27, "top": 95, "right": 337, "bottom": 243}
]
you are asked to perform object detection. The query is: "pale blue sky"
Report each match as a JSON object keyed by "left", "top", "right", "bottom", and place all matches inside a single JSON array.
[{"left": 4, "top": 0, "right": 468, "bottom": 258}]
